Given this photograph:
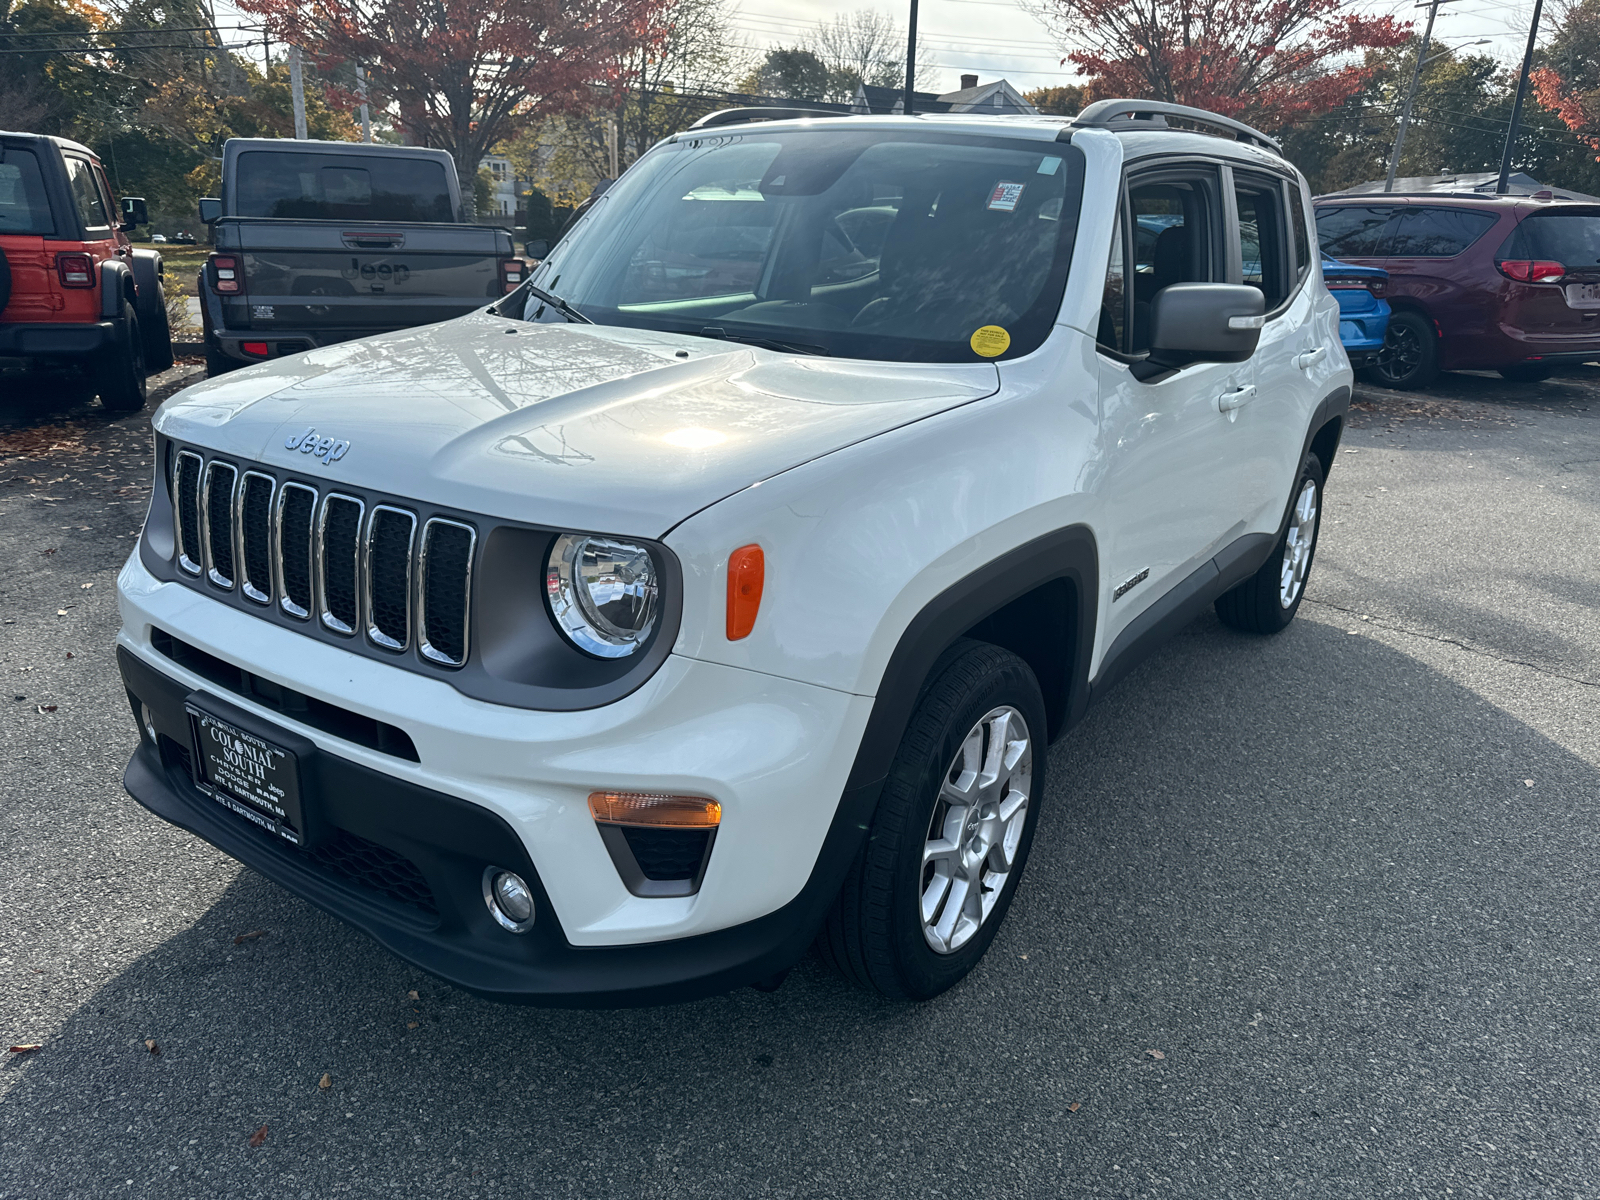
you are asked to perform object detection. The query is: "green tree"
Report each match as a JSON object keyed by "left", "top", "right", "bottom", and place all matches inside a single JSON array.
[
  {"left": 754, "top": 47, "right": 831, "bottom": 102},
  {"left": 523, "top": 186, "right": 560, "bottom": 248}
]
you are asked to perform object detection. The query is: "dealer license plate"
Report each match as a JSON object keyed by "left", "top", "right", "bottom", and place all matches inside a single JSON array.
[
  {"left": 1565, "top": 282, "right": 1600, "bottom": 309},
  {"left": 187, "top": 704, "right": 308, "bottom": 846}
]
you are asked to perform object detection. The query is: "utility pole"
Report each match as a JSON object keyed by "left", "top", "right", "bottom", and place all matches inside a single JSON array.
[
  {"left": 903, "top": 0, "right": 918, "bottom": 116},
  {"left": 356, "top": 65, "right": 371, "bottom": 142},
  {"left": 1385, "top": 0, "right": 1447, "bottom": 191},
  {"left": 1496, "top": 0, "right": 1545, "bottom": 194},
  {"left": 288, "top": 43, "right": 308, "bottom": 139}
]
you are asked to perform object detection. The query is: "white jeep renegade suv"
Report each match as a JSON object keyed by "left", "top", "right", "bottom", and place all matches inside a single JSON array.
[{"left": 116, "top": 100, "right": 1350, "bottom": 1004}]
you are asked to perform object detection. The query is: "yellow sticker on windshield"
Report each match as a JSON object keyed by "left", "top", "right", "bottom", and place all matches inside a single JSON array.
[{"left": 970, "top": 325, "right": 1011, "bottom": 358}]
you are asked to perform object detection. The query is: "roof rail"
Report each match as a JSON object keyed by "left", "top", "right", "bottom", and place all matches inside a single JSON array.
[
  {"left": 1071, "top": 99, "right": 1282, "bottom": 156},
  {"left": 688, "top": 107, "right": 852, "bottom": 131}
]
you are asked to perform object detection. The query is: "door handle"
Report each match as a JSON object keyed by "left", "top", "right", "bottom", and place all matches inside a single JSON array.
[
  {"left": 1293, "top": 347, "right": 1326, "bottom": 370},
  {"left": 1217, "top": 385, "right": 1258, "bottom": 413}
]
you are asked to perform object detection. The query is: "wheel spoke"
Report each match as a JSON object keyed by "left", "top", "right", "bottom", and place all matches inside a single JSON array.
[{"left": 920, "top": 866, "right": 952, "bottom": 925}]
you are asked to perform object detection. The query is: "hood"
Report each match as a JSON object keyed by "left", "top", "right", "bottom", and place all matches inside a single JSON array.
[{"left": 153, "top": 312, "right": 999, "bottom": 536}]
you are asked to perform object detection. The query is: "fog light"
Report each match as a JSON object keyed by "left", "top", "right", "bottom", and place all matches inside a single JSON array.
[
  {"left": 139, "top": 702, "right": 158, "bottom": 744},
  {"left": 482, "top": 867, "right": 536, "bottom": 933}
]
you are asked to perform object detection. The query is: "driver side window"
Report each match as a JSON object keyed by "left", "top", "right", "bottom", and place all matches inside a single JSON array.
[{"left": 1098, "top": 170, "right": 1221, "bottom": 356}]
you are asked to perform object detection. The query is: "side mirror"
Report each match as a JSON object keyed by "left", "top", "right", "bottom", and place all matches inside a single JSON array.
[
  {"left": 1148, "top": 283, "right": 1265, "bottom": 368},
  {"left": 524, "top": 238, "right": 549, "bottom": 260},
  {"left": 120, "top": 196, "right": 148, "bottom": 227},
  {"left": 197, "top": 197, "right": 222, "bottom": 224}
]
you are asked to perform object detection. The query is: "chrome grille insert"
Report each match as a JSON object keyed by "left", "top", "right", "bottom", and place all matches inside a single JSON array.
[
  {"left": 364, "top": 506, "right": 416, "bottom": 652},
  {"left": 317, "top": 494, "right": 364, "bottom": 635},
  {"left": 173, "top": 450, "right": 204, "bottom": 575},
  {"left": 275, "top": 482, "right": 317, "bottom": 620},
  {"left": 201, "top": 461, "right": 238, "bottom": 590},
  {"left": 418, "top": 518, "right": 476, "bottom": 668},
  {"left": 239, "top": 471, "right": 276, "bottom": 605}
]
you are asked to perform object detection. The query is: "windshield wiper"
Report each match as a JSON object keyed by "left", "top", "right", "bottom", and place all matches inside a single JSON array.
[
  {"left": 525, "top": 284, "right": 591, "bottom": 324},
  {"left": 694, "top": 326, "right": 827, "bottom": 356}
]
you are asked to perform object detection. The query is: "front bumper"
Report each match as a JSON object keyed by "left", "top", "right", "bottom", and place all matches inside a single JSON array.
[
  {"left": 116, "top": 551, "right": 878, "bottom": 1004},
  {"left": 0, "top": 318, "right": 117, "bottom": 358}
]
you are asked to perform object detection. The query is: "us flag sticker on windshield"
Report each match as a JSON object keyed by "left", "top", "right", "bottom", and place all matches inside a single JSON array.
[
  {"left": 987, "top": 182, "right": 1026, "bottom": 212},
  {"left": 970, "top": 325, "right": 1011, "bottom": 357}
]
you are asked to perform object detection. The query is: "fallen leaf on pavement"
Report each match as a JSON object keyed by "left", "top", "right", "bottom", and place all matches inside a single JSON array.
[
  {"left": 55, "top": 610, "right": 66, "bottom": 616},
  {"left": 233, "top": 930, "right": 264, "bottom": 945},
  {"left": 64, "top": 653, "right": 72, "bottom": 659},
  {"left": 319, "top": 1073, "right": 332, "bottom": 1090},
  {"left": 1524, "top": 779, "right": 1535, "bottom": 788},
  {"left": 248, "top": 1125, "right": 268, "bottom": 1148},
  {"left": 41, "top": 548, "right": 56, "bottom": 555},
  {"left": 1146, "top": 1049, "right": 1165, "bottom": 1060},
  {"left": 144, "top": 1039, "right": 160, "bottom": 1056},
  {"left": 8, "top": 1044, "right": 42, "bottom": 1054},
  {"left": 1068, "top": 1101, "right": 1082, "bottom": 1112},
  {"left": 80, "top": 582, "right": 93, "bottom": 589},
  {"left": 407, "top": 990, "right": 419, "bottom": 1001},
  {"left": 36, "top": 705, "right": 56, "bottom": 714},
  {"left": 406, "top": 1022, "right": 418, "bottom": 1030}
]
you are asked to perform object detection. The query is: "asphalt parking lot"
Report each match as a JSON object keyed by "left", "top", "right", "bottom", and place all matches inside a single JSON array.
[{"left": 1, "top": 362, "right": 1597, "bottom": 1199}]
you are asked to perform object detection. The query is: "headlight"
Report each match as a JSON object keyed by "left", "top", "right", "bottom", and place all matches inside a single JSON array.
[{"left": 545, "top": 533, "right": 660, "bottom": 658}]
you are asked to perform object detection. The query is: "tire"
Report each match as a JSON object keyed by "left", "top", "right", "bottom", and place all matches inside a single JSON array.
[
  {"left": 131, "top": 251, "right": 174, "bottom": 372},
  {"left": 1362, "top": 309, "right": 1439, "bottom": 390},
  {"left": 1215, "top": 452, "right": 1325, "bottom": 634},
  {"left": 204, "top": 337, "right": 238, "bottom": 378},
  {"left": 1498, "top": 363, "right": 1553, "bottom": 383},
  {"left": 97, "top": 304, "right": 148, "bottom": 412},
  {"left": 819, "top": 641, "right": 1047, "bottom": 1000}
]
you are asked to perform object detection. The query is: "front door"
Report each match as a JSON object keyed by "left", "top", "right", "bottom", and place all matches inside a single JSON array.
[{"left": 1094, "top": 166, "right": 1251, "bottom": 652}]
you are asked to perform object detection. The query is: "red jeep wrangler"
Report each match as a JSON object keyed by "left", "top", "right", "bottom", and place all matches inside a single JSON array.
[{"left": 0, "top": 132, "right": 173, "bottom": 411}]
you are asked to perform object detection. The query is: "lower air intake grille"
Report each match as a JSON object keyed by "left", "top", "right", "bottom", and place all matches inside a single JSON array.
[
  {"left": 621, "top": 827, "right": 712, "bottom": 881},
  {"left": 318, "top": 495, "right": 363, "bottom": 634},
  {"left": 307, "top": 829, "right": 438, "bottom": 915}
]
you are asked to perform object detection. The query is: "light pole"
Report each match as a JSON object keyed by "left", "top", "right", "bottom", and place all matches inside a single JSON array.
[
  {"left": 1384, "top": 1, "right": 1475, "bottom": 191},
  {"left": 1496, "top": 0, "right": 1545, "bottom": 194},
  {"left": 904, "top": 0, "right": 918, "bottom": 116}
]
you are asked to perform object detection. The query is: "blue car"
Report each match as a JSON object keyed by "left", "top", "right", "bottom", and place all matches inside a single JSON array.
[{"left": 1321, "top": 257, "right": 1390, "bottom": 369}]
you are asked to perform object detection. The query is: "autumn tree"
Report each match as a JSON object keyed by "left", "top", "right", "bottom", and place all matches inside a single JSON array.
[
  {"left": 1531, "top": 0, "right": 1600, "bottom": 158},
  {"left": 1031, "top": 0, "right": 1410, "bottom": 130},
  {"left": 809, "top": 9, "right": 933, "bottom": 102},
  {"left": 237, "top": 0, "right": 669, "bottom": 215},
  {"left": 1023, "top": 84, "right": 1088, "bottom": 116}
]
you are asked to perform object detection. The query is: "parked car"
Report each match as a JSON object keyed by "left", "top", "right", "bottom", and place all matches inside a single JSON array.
[
  {"left": 195, "top": 138, "right": 519, "bottom": 377},
  {"left": 173, "top": 231, "right": 197, "bottom": 246},
  {"left": 1320, "top": 256, "right": 1390, "bottom": 369},
  {"left": 0, "top": 132, "right": 172, "bottom": 410},
  {"left": 150, "top": 232, "right": 168, "bottom": 243},
  {"left": 117, "top": 100, "right": 1352, "bottom": 1005},
  {"left": 1313, "top": 193, "right": 1600, "bottom": 387}
]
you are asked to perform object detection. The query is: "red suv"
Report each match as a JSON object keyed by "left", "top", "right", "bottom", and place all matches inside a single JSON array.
[
  {"left": 1313, "top": 193, "right": 1600, "bottom": 388},
  {"left": 0, "top": 132, "right": 173, "bottom": 410}
]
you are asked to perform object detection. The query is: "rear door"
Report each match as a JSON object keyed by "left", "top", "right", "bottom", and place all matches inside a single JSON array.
[
  {"left": 0, "top": 142, "right": 60, "bottom": 322},
  {"left": 1382, "top": 205, "right": 1502, "bottom": 362},
  {"left": 1228, "top": 168, "right": 1323, "bottom": 533}
]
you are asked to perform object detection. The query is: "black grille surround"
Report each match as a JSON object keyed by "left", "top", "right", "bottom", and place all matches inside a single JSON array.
[{"left": 144, "top": 437, "right": 683, "bottom": 712}]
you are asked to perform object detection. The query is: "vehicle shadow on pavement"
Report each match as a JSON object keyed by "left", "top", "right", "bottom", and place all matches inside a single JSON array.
[{"left": 3, "top": 615, "right": 1599, "bottom": 1198}]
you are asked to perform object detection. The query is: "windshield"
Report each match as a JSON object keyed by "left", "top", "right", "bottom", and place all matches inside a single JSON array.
[
  {"left": 526, "top": 129, "right": 1085, "bottom": 362},
  {"left": 232, "top": 151, "right": 454, "bottom": 222}
]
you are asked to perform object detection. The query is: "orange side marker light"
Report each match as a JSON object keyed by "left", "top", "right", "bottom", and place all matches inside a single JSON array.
[{"left": 726, "top": 544, "right": 764, "bottom": 640}]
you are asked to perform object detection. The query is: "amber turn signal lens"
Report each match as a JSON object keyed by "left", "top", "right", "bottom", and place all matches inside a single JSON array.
[
  {"left": 726, "top": 544, "right": 764, "bottom": 640},
  {"left": 588, "top": 791, "right": 722, "bottom": 828}
]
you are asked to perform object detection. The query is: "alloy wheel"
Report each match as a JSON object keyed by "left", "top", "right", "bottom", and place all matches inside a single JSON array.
[
  {"left": 920, "top": 705, "right": 1032, "bottom": 954},
  {"left": 1375, "top": 321, "right": 1422, "bottom": 385},
  {"left": 1279, "top": 478, "right": 1319, "bottom": 608}
]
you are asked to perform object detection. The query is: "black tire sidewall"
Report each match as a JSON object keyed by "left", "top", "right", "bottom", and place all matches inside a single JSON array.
[
  {"left": 1267, "top": 452, "right": 1325, "bottom": 627},
  {"left": 98, "top": 305, "right": 146, "bottom": 411},
  {"left": 879, "top": 647, "right": 1048, "bottom": 1000}
]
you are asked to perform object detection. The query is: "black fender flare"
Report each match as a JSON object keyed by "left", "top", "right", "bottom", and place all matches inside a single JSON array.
[
  {"left": 98, "top": 259, "right": 136, "bottom": 319},
  {"left": 843, "top": 524, "right": 1099, "bottom": 795}
]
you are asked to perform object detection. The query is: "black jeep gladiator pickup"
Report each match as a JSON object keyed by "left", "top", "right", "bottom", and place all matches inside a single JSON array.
[{"left": 197, "top": 138, "right": 521, "bottom": 376}]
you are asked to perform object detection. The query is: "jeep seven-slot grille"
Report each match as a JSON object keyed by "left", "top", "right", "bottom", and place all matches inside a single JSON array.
[{"left": 169, "top": 449, "right": 475, "bottom": 669}]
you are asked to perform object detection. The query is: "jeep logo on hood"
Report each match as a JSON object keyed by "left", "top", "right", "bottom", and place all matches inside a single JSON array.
[{"left": 284, "top": 428, "right": 350, "bottom": 465}]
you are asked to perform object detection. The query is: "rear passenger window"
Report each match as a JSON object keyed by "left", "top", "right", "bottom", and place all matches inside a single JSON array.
[
  {"left": 0, "top": 149, "right": 53, "bottom": 235},
  {"left": 66, "top": 156, "right": 110, "bottom": 231},
  {"left": 1316, "top": 205, "right": 1399, "bottom": 258},
  {"left": 1234, "top": 178, "right": 1287, "bottom": 308},
  {"left": 1388, "top": 207, "right": 1497, "bottom": 257}
]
